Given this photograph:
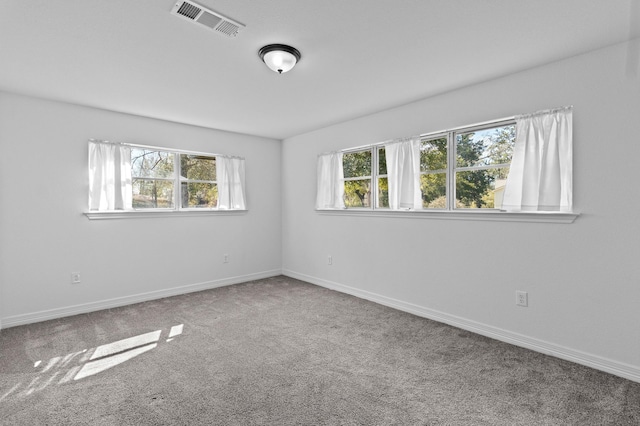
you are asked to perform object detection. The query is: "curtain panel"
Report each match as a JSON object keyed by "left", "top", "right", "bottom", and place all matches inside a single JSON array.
[
  {"left": 316, "top": 152, "right": 345, "bottom": 209},
  {"left": 88, "top": 141, "right": 132, "bottom": 211},
  {"left": 385, "top": 137, "right": 422, "bottom": 210},
  {"left": 217, "top": 156, "right": 247, "bottom": 210},
  {"left": 502, "top": 107, "right": 573, "bottom": 212}
]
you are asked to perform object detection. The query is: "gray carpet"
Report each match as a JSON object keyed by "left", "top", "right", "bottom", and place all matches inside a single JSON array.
[{"left": 1, "top": 276, "right": 638, "bottom": 425}]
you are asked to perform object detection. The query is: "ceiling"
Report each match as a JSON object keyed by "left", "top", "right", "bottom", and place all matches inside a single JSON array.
[{"left": 0, "top": 0, "right": 637, "bottom": 140}]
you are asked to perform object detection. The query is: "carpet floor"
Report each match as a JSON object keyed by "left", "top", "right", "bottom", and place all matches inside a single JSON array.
[{"left": 1, "top": 276, "right": 638, "bottom": 425}]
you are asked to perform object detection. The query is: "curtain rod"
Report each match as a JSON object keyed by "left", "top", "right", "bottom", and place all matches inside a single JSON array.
[
  {"left": 318, "top": 106, "right": 572, "bottom": 157},
  {"left": 318, "top": 114, "right": 518, "bottom": 157},
  {"left": 515, "top": 105, "right": 573, "bottom": 120},
  {"left": 317, "top": 115, "right": 516, "bottom": 156},
  {"left": 88, "top": 139, "right": 244, "bottom": 160}
]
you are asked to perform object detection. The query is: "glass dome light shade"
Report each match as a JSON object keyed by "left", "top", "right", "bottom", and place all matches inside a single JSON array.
[{"left": 259, "top": 44, "right": 301, "bottom": 74}]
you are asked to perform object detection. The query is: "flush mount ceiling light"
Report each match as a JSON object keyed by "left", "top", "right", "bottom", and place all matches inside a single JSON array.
[{"left": 258, "top": 44, "right": 301, "bottom": 74}]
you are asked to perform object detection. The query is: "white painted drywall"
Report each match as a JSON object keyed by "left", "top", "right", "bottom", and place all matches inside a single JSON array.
[
  {"left": 1, "top": 40, "right": 638, "bottom": 382},
  {"left": 282, "top": 40, "right": 640, "bottom": 374},
  {"left": 0, "top": 93, "right": 282, "bottom": 325}
]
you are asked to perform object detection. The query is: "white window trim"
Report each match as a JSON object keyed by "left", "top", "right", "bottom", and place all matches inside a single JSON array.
[
  {"left": 317, "top": 115, "right": 579, "bottom": 223},
  {"left": 316, "top": 209, "right": 579, "bottom": 224},
  {"left": 84, "top": 209, "right": 247, "bottom": 220}
]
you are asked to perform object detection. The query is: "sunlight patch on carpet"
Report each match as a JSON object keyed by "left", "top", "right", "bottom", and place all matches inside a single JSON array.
[
  {"left": 75, "top": 342, "right": 158, "bottom": 380},
  {"left": 0, "top": 324, "right": 184, "bottom": 400}
]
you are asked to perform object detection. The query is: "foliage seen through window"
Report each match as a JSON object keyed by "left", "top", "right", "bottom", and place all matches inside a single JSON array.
[{"left": 339, "top": 123, "right": 515, "bottom": 210}]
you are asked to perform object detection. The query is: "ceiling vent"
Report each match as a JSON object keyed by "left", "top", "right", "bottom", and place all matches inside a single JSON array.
[{"left": 170, "top": 1, "right": 245, "bottom": 38}]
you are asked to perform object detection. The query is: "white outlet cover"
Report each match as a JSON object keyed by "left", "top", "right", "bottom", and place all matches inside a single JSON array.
[{"left": 516, "top": 291, "right": 528, "bottom": 307}]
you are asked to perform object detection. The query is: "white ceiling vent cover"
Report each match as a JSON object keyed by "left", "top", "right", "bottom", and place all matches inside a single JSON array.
[{"left": 171, "top": 1, "right": 245, "bottom": 38}]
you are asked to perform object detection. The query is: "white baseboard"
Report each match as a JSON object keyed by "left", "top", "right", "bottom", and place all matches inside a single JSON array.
[
  {"left": 283, "top": 269, "right": 640, "bottom": 384},
  {"left": 0, "top": 269, "right": 282, "bottom": 330}
]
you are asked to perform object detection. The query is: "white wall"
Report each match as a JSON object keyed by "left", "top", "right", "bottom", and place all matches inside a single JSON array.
[
  {"left": 282, "top": 40, "right": 640, "bottom": 381},
  {"left": 0, "top": 93, "right": 282, "bottom": 327},
  {"left": 1, "top": 41, "right": 638, "bottom": 382}
]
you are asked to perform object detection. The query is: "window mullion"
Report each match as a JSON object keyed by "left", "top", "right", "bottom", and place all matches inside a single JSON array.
[
  {"left": 447, "top": 131, "right": 456, "bottom": 211},
  {"left": 372, "top": 147, "right": 378, "bottom": 210},
  {"left": 456, "top": 163, "right": 510, "bottom": 172},
  {"left": 186, "top": 180, "right": 216, "bottom": 184},
  {"left": 175, "top": 152, "right": 180, "bottom": 211},
  {"left": 343, "top": 176, "right": 372, "bottom": 182},
  {"left": 132, "top": 177, "right": 174, "bottom": 182}
]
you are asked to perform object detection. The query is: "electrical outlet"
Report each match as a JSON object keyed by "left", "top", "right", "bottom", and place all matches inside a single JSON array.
[
  {"left": 516, "top": 291, "right": 528, "bottom": 307},
  {"left": 223, "top": 254, "right": 229, "bottom": 263},
  {"left": 71, "top": 272, "right": 81, "bottom": 285},
  {"left": 328, "top": 255, "right": 333, "bottom": 265}
]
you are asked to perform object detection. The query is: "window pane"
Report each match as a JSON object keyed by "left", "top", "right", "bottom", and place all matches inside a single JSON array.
[
  {"left": 344, "top": 179, "right": 371, "bottom": 208},
  {"left": 456, "top": 124, "right": 515, "bottom": 168},
  {"left": 378, "top": 147, "right": 387, "bottom": 175},
  {"left": 132, "top": 179, "right": 174, "bottom": 209},
  {"left": 131, "top": 149, "right": 174, "bottom": 179},
  {"left": 180, "top": 155, "right": 216, "bottom": 181},
  {"left": 420, "top": 173, "right": 447, "bottom": 208},
  {"left": 456, "top": 168, "right": 509, "bottom": 209},
  {"left": 420, "top": 137, "right": 447, "bottom": 172},
  {"left": 343, "top": 150, "right": 372, "bottom": 178},
  {"left": 378, "top": 177, "right": 388, "bottom": 208},
  {"left": 181, "top": 182, "right": 218, "bottom": 208}
]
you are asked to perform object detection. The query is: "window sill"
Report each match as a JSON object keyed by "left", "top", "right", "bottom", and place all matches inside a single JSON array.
[
  {"left": 316, "top": 209, "right": 579, "bottom": 224},
  {"left": 84, "top": 209, "right": 248, "bottom": 220}
]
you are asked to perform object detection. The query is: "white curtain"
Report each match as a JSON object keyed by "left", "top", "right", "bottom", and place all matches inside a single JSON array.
[
  {"left": 315, "top": 152, "right": 345, "bottom": 209},
  {"left": 88, "top": 141, "right": 132, "bottom": 210},
  {"left": 385, "top": 137, "right": 422, "bottom": 210},
  {"left": 502, "top": 107, "right": 573, "bottom": 212},
  {"left": 217, "top": 156, "right": 246, "bottom": 210}
]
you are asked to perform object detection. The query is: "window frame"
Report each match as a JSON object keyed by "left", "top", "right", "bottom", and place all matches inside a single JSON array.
[
  {"left": 419, "top": 133, "right": 449, "bottom": 210},
  {"left": 178, "top": 154, "right": 218, "bottom": 210},
  {"left": 130, "top": 147, "right": 178, "bottom": 210},
  {"left": 376, "top": 146, "right": 388, "bottom": 209},
  {"left": 323, "top": 117, "right": 579, "bottom": 223},
  {"left": 451, "top": 119, "right": 516, "bottom": 210},
  {"left": 130, "top": 146, "right": 219, "bottom": 211},
  {"left": 85, "top": 142, "right": 247, "bottom": 220},
  {"left": 342, "top": 147, "right": 374, "bottom": 209}
]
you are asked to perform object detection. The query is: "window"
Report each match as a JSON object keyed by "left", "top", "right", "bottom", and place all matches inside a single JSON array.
[
  {"left": 343, "top": 149, "right": 372, "bottom": 208},
  {"left": 180, "top": 154, "right": 217, "bottom": 208},
  {"left": 131, "top": 148, "right": 177, "bottom": 209},
  {"left": 337, "top": 121, "right": 515, "bottom": 211},
  {"left": 419, "top": 136, "right": 448, "bottom": 209},
  {"left": 88, "top": 141, "right": 245, "bottom": 214},
  {"left": 131, "top": 148, "right": 218, "bottom": 210},
  {"left": 453, "top": 123, "right": 515, "bottom": 210},
  {"left": 377, "top": 147, "right": 388, "bottom": 208},
  {"left": 317, "top": 107, "right": 575, "bottom": 221}
]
